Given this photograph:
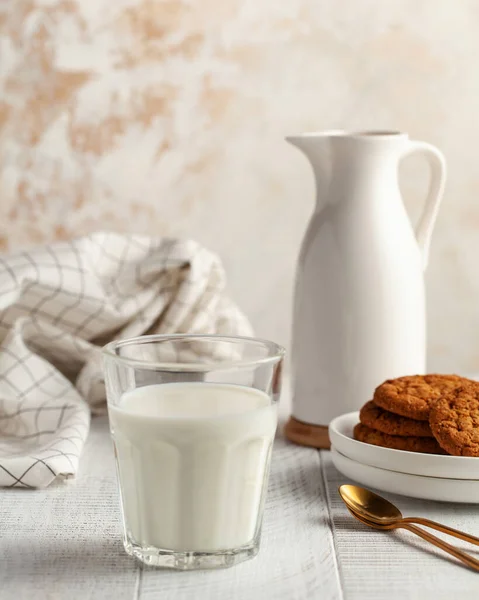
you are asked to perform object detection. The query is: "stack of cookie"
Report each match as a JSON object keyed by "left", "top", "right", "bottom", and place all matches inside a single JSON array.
[{"left": 354, "top": 374, "right": 479, "bottom": 456}]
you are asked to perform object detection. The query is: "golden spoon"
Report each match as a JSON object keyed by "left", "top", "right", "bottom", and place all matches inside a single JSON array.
[
  {"left": 339, "top": 484, "right": 479, "bottom": 546},
  {"left": 344, "top": 505, "right": 479, "bottom": 572}
]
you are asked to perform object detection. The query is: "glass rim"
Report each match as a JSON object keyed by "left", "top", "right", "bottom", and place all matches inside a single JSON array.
[{"left": 102, "top": 334, "right": 285, "bottom": 372}]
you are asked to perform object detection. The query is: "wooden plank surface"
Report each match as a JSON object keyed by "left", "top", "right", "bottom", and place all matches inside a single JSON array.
[
  {"left": 0, "top": 416, "right": 139, "bottom": 600},
  {"left": 2, "top": 415, "right": 479, "bottom": 599},
  {"left": 323, "top": 453, "right": 479, "bottom": 600},
  {"left": 0, "top": 417, "right": 341, "bottom": 600}
]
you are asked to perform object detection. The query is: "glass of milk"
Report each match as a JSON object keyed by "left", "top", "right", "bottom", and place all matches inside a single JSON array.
[{"left": 102, "top": 334, "right": 284, "bottom": 570}]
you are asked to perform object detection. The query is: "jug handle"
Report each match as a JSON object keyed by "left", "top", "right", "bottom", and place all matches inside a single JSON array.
[{"left": 401, "top": 141, "right": 446, "bottom": 270}]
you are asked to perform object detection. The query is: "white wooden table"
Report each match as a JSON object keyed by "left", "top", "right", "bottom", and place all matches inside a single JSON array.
[{"left": 2, "top": 414, "right": 479, "bottom": 599}]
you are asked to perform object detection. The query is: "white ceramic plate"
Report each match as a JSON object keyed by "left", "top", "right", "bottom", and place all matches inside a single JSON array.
[
  {"left": 331, "top": 447, "right": 479, "bottom": 504},
  {"left": 329, "top": 412, "right": 479, "bottom": 480}
]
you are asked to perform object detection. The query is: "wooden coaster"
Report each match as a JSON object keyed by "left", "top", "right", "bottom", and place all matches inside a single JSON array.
[{"left": 284, "top": 416, "right": 330, "bottom": 449}]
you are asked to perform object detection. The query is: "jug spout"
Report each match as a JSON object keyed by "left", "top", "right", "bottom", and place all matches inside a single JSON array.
[
  {"left": 286, "top": 131, "right": 341, "bottom": 205},
  {"left": 286, "top": 130, "right": 341, "bottom": 152},
  {"left": 285, "top": 131, "right": 342, "bottom": 158}
]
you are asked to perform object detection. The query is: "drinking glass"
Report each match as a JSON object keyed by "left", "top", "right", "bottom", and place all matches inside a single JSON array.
[{"left": 102, "top": 334, "right": 284, "bottom": 570}]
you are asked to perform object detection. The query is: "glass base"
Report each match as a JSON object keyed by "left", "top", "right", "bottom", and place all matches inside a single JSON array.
[{"left": 124, "top": 538, "right": 260, "bottom": 570}]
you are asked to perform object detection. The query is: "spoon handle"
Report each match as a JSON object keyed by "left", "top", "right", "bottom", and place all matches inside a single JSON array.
[
  {"left": 401, "top": 518, "right": 479, "bottom": 546},
  {"left": 399, "top": 523, "right": 479, "bottom": 571}
]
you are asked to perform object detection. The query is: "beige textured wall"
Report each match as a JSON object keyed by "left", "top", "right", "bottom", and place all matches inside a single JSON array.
[{"left": 1, "top": 1, "right": 479, "bottom": 372}]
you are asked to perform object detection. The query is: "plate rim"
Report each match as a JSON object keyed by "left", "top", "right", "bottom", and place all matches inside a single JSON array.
[
  {"left": 329, "top": 411, "right": 479, "bottom": 479},
  {"left": 331, "top": 447, "right": 479, "bottom": 504},
  {"left": 331, "top": 446, "right": 479, "bottom": 483}
]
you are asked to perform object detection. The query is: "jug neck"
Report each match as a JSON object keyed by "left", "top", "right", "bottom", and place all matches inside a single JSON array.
[
  {"left": 287, "top": 130, "right": 409, "bottom": 204},
  {"left": 331, "top": 131, "right": 407, "bottom": 171}
]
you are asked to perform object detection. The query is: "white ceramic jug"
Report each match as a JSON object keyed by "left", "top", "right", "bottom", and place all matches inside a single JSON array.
[{"left": 284, "top": 131, "right": 446, "bottom": 448}]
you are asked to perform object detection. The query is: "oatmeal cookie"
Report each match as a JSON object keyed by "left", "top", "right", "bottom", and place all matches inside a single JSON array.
[
  {"left": 359, "top": 400, "right": 433, "bottom": 437},
  {"left": 429, "top": 387, "right": 479, "bottom": 457},
  {"left": 373, "top": 374, "right": 475, "bottom": 421},
  {"left": 353, "top": 423, "right": 444, "bottom": 454}
]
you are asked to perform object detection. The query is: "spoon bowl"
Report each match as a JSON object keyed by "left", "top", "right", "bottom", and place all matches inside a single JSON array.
[{"left": 339, "top": 484, "right": 403, "bottom": 524}]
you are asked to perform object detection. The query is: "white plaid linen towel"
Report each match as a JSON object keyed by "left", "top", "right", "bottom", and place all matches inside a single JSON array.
[{"left": 0, "top": 232, "right": 252, "bottom": 488}]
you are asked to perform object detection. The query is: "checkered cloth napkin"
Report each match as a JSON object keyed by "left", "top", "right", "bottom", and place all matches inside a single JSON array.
[{"left": 0, "top": 232, "right": 252, "bottom": 488}]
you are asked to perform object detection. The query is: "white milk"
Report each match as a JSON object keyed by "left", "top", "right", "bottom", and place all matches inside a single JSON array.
[{"left": 109, "top": 382, "right": 277, "bottom": 552}]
